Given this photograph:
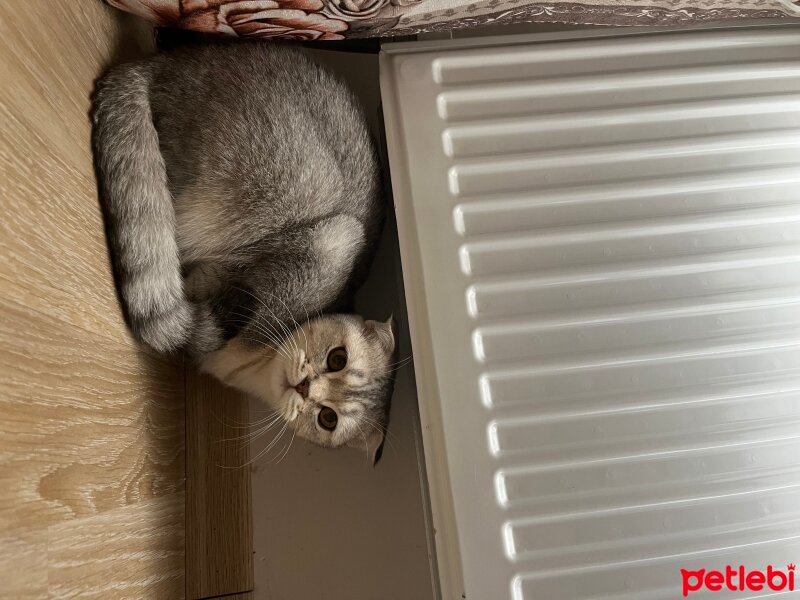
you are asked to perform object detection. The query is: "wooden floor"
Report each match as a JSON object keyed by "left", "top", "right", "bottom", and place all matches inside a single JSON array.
[
  {"left": 0, "top": 3, "right": 185, "bottom": 597},
  {"left": 1, "top": 3, "right": 255, "bottom": 598}
]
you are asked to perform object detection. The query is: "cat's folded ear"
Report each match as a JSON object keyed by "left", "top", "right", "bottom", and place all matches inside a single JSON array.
[
  {"left": 348, "top": 428, "right": 386, "bottom": 466},
  {"left": 365, "top": 316, "right": 397, "bottom": 357},
  {"left": 368, "top": 428, "right": 386, "bottom": 466}
]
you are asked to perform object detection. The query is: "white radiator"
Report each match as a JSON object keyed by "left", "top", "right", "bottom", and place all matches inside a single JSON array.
[{"left": 380, "top": 25, "right": 800, "bottom": 600}]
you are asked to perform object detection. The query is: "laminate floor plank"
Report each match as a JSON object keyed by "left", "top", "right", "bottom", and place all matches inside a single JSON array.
[{"left": 0, "top": 2, "right": 186, "bottom": 598}]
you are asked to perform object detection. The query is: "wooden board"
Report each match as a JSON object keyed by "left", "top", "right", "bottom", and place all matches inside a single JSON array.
[
  {"left": 0, "top": 2, "right": 185, "bottom": 597},
  {"left": 186, "top": 371, "right": 254, "bottom": 599},
  {"left": 46, "top": 493, "right": 185, "bottom": 599}
]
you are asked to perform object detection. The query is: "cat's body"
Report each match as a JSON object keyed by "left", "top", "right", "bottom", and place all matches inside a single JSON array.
[{"left": 92, "top": 43, "right": 394, "bottom": 461}]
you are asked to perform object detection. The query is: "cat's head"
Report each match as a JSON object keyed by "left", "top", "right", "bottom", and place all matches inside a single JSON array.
[{"left": 264, "top": 314, "right": 397, "bottom": 464}]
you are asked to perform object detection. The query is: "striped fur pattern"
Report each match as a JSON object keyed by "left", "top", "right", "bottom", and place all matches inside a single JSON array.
[{"left": 203, "top": 314, "right": 396, "bottom": 463}]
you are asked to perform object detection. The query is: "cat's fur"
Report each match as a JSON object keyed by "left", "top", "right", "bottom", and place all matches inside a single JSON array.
[{"left": 91, "top": 42, "right": 394, "bottom": 461}]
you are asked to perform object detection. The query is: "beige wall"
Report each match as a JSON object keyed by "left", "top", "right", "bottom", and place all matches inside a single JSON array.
[{"left": 249, "top": 51, "right": 438, "bottom": 600}]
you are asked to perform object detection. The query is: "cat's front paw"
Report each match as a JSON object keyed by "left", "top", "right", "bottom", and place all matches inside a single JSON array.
[{"left": 135, "top": 299, "right": 194, "bottom": 353}]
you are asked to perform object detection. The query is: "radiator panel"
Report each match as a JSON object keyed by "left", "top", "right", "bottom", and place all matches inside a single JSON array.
[{"left": 380, "top": 26, "right": 800, "bottom": 600}]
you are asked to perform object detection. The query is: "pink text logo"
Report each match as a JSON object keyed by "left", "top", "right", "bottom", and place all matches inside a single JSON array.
[{"left": 681, "top": 564, "right": 795, "bottom": 596}]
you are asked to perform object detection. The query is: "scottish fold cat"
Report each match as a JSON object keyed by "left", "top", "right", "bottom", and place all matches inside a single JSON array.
[{"left": 92, "top": 42, "right": 394, "bottom": 462}]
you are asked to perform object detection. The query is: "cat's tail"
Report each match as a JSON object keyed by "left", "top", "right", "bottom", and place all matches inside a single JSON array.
[{"left": 91, "top": 62, "right": 193, "bottom": 353}]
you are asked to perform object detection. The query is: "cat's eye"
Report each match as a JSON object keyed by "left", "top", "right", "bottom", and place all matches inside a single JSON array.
[
  {"left": 326, "top": 347, "right": 347, "bottom": 372},
  {"left": 318, "top": 407, "right": 338, "bottom": 431}
]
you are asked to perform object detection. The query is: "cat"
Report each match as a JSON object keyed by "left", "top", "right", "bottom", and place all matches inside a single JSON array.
[{"left": 91, "top": 42, "right": 395, "bottom": 463}]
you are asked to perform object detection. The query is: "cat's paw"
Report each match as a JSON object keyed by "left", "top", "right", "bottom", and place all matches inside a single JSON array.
[{"left": 133, "top": 297, "right": 194, "bottom": 353}]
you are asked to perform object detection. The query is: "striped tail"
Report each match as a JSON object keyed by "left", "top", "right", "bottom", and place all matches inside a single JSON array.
[{"left": 91, "top": 62, "right": 193, "bottom": 352}]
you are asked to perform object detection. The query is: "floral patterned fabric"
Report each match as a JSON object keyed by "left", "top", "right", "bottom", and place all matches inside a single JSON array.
[{"left": 108, "top": 0, "right": 800, "bottom": 40}]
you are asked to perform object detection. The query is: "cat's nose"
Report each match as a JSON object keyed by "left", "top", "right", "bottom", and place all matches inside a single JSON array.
[{"left": 294, "top": 378, "right": 310, "bottom": 399}]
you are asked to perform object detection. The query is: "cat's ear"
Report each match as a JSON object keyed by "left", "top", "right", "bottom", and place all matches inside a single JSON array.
[
  {"left": 365, "top": 316, "right": 396, "bottom": 356},
  {"left": 367, "top": 428, "right": 386, "bottom": 466},
  {"left": 347, "top": 428, "right": 386, "bottom": 466}
]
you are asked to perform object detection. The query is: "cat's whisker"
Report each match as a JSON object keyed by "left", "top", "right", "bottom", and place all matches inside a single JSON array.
[
  {"left": 227, "top": 420, "right": 289, "bottom": 468},
  {"left": 229, "top": 312, "right": 294, "bottom": 361},
  {"left": 261, "top": 421, "right": 290, "bottom": 456},
  {"left": 242, "top": 326, "right": 292, "bottom": 362},
  {"left": 222, "top": 424, "right": 273, "bottom": 448},
  {"left": 256, "top": 300, "right": 302, "bottom": 357},
  {"left": 353, "top": 422, "right": 370, "bottom": 464},
  {"left": 236, "top": 417, "right": 286, "bottom": 449},
  {"left": 225, "top": 307, "right": 288, "bottom": 349},
  {"left": 360, "top": 415, "right": 399, "bottom": 451},
  {"left": 266, "top": 291, "right": 304, "bottom": 339},
  {"left": 228, "top": 306, "right": 291, "bottom": 351},
  {"left": 359, "top": 414, "right": 386, "bottom": 434},
  {"left": 218, "top": 423, "right": 282, "bottom": 452},
  {"left": 238, "top": 336, "right": 291, "bottom": 364},
  {"left": 384, "top": 355, "right": 415, "bottom": 370},
  {"left": 216, "top": 412, "right": 284, "bottom": 443},
  {"left": 299, "top": 301, "right": 313, "bottom": 351},
  {"left": 215, "top": 410, "right": 280, "bottom": 430},
  {"left": 209, "top": 407, "right": 278, "bottom": 436},
  {"left": 273, "top": 426, "right": 298, "bottom": 464},
  {"left": 266, "top": 290, "right": 309, "bottom": 354},
  {"left": 232, "top": 286, "right": 300, "bottom": 356},
  {"left": 371, "top": 356, "right": 414, "bottom": 376}
]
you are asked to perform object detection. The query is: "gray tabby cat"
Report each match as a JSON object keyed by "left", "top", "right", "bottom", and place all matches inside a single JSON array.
[{"left": 91, "top": 42, "right": 394, "bottom": 463}]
